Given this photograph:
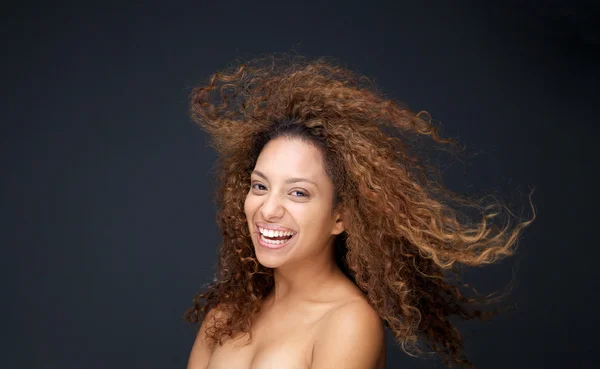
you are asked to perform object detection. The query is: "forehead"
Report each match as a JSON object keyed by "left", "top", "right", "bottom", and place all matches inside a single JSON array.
[{"left": 254, "top": 137, "right": 327, "bottom": 178}]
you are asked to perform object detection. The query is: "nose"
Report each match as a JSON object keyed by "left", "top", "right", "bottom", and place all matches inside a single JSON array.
[{"left": 260, "top": 193, "right": 285, "bottom": 220}]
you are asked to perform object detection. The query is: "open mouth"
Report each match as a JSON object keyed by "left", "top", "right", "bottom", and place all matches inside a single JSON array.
[
  {"left": 256, "top": 226, "right": 296, "bottom": 248},
  {"left": 260, "top": 233, "right": 293, "bottom": 245}
]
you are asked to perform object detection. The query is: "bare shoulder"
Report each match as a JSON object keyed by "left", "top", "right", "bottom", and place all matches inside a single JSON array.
[
  {"left": 312, "top": 298, "right": 385, "bottom": 369},
  {"left": 186, "top": 305, "right": 230, "bottom": 369},
  {"left": 321, "top": 298, "right": 384, "bottom": 340}
]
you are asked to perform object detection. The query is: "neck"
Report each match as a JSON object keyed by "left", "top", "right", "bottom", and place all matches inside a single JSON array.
[{"left": 267, "top": 240, "right": 342, "bottom": 305}]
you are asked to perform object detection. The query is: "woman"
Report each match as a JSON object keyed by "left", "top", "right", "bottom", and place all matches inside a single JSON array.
[{"left": 184, "top": 55, "right": 535, "bottom": 369}]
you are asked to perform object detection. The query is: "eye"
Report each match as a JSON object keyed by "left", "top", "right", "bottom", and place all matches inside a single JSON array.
[
  {"left": 290, "top": 190, "right": 309, "bottom": 198},
  {"left": 251, "top": 183, "right": 267, "bottom": 191}
]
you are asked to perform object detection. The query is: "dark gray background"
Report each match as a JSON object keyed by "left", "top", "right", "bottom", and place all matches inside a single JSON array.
[{"left": 2, "top": 1, "right": 599, "bottom": 368}]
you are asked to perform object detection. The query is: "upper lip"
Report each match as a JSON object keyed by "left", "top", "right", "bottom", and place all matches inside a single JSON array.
[{"left": 255, "top": 221, "right": 296, "bottom": 233}]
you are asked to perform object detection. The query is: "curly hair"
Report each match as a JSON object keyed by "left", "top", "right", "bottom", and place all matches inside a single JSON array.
[{"left": 184, "top": 54, "right": 536, "bottom": 368}]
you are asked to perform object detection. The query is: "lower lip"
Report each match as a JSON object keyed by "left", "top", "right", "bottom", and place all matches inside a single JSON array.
[{"left": 256, "top": 232, "right": 297, "bottom": 249}]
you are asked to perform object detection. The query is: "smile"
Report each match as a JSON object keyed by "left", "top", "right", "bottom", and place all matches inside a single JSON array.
[{"left": 256, "top": 225, "right": 297, "bottom": 249}]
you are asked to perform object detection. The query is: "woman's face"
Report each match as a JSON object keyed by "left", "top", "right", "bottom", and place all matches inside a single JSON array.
[{"left": 244, "top": 136, "right": 344, "bottom": 269}]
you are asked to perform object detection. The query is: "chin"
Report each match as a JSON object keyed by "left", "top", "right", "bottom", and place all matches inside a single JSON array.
[
  {"left": 254, "top": 247, "right": 286, "bottom": 269},
  {"left": 256, "top": 257, "right": 281, "bottom": 269}
]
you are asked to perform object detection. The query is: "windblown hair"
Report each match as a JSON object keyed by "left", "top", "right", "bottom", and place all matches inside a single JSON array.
[{"left": 184, "top": 55, "right": 535, "bottom": 368}]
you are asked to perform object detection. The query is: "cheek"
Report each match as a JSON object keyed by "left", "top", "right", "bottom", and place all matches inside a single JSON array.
[
  {"left": 244, "top": 195, "right": 250, "bottom": 216},
  {"left": 244, "top": 193, "right": 258, "bottom": 217},
  {"left": 304, "top": 206, "right": 335, "bottom": 233},
  {"left": 293, "top": 205, "right": 325, "bottom": 230}
]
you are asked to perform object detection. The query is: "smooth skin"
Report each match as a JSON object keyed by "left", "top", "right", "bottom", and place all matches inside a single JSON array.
[{"left": 187, "top": 137, "right": 385, "bottom": 369}]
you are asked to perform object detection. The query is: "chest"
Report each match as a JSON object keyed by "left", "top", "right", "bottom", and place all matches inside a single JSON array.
[{"left": 206, "top": 309, "right": 323, "bottom": 369}]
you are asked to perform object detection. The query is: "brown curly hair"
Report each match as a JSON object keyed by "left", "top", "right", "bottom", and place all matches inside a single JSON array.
[{"left": 184, "top": 54, "right": 536, "bottom": 368}]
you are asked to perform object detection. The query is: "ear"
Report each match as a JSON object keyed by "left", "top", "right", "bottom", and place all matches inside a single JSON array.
[{"left": 331, "top": 209, "right": 345, "bottom": 236}]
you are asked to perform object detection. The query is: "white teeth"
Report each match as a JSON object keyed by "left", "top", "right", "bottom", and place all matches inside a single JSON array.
[
  {"left": 260, "top": 234, "right": 289, "bottom": 245},
  {"left": 258, "top": 227, "right": 296, "bottom": 237}
]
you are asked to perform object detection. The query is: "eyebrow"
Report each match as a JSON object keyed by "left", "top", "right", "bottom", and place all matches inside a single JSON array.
[{"left": 251, "top": 170, "right": 318, "bottom": 187}]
